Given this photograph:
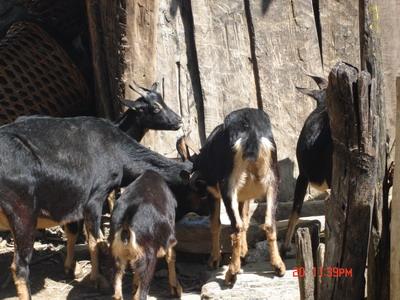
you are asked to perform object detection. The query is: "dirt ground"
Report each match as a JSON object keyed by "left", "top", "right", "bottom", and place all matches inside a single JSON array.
[
  {"left": 0, "top": 231, "right": 206, "bottom": 300},
  {"left": 0, "top": 228, "right": 299, "bottom": 300}
]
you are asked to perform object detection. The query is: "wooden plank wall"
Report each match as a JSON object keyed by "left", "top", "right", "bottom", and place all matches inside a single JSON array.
[{"left": 120, "top": 0, "right": 396, "bottom": 202}]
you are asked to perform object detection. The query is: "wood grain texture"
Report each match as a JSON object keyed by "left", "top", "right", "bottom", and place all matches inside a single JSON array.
[
  {"left": 391, "top": 77, "right": 400, "bottom": 300},
  {"left": 320, "top": 0, "right": 360, "bottom": 74},
  {"left": 85, "top": 0, "right": 123, "bottom": 120},
  {"left": 191, "top": 0, "right": 257, "bottom": 136},
  {"left": 295, "top": 228, "right": 314, "bottom": 300},
  {"left": 249, "top": 0, "right": 323, "bottom": 200},
  {"left": 320, "top": 62, "right": 376, "bottom": 299}
]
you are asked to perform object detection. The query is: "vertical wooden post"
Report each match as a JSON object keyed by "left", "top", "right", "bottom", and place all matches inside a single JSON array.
[
  {"left": 85, "top": 0, "right": 125, "bottom": 119},
  {"left": 360, "top": 1, "right": 389, "bottom": 298},
  {"left": 391, "top": 77, "right": 400, "bottom": 300},
  {"left": 123, "top": 0, "right": 158, "bottom": 98},
  {"left": 320, "top": 62, "right": 377, "bottom": 299},
  {"left": 296, "top": 228, "right": 314, "bottom": 300},
  {"left": 316, "top": 244, "right": 325, "bottom": 299}
]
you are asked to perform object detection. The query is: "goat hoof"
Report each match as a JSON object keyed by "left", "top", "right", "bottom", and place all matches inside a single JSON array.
[
  {"left": 207, "top": 255, "right": 221, "bottom": 270},
  {"left": 272, "top": 261, "right": 286, "bottom": 277},
  {"left": 112, "top": 295, "right": 122, "bottom": 300},
  {"left": 170, "top": 282, "right": 183, "bottom": 298},
  {"left": 224, "top": 270, "right": 237, "bottom": 286}
]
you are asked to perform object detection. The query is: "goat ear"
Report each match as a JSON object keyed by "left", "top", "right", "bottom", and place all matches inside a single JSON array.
[
  {"left": 128, "top": 84, "right": 147, "bottom": 97},
  {"left": 302, "top": 71, "right": 328, "bottom": 89},
  {"left": 311, "top": 76, "right": 328, "bottom": 89},
  {"left": 150, "top": 82, "right": 158, "bottom": 92},
  {"left": 296, "top": 87, "right": 319, "bottom": 99}
]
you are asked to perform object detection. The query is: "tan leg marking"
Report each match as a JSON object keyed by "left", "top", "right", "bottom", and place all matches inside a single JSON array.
[
  {"left": 225, "top": 231, "right": 242, "bottom": 285},
  {"left": 165, "top": 246, "right": 182, "bottom": 297},
  {"left": 113, "top": 259, "right": 126, "bottom": 300},
  {"left": 64, "top": 225, "right": 81, "bottom": 277},
  {"left": 240, "top": 200, "right": 250, "bottom": 257},
  {"left": 208, "top": 190, "right": 221, "bottom": 269},
  {"left": 87, "top": 231, "right": 110, "bottom": 289},
  {"left": 132, "top": 273, "right": 141, "bottom": 300},
  {"left": 11, "top": 257, "right": 30, "bottom": 300},
  {"left": 265, "top": 187, "right": 286, "bottom": 276}
]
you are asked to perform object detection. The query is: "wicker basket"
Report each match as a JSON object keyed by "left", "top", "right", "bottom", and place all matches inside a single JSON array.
[{"left": 0, "top": 21, "right": 90, "bottom": 125}]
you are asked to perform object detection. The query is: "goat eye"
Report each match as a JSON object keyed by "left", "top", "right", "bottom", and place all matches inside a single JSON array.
[{"left": 152, "top": 107, "right": 161, "bottom": 114}]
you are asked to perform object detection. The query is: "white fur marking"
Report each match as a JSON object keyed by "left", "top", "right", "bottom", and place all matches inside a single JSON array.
[
  {"left": 233, "top": 138, "right": 242, "bottom": 151},
  {"left": 112, "top": 228, "right": 142, "bottom": 262},
  {"left": 261, "top": 137, "right": 274, "bottom": 151}
]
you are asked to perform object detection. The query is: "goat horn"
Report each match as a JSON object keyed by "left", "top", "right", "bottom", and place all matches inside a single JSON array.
[{"left": 128, "top": 83, "right": 147, "bottom": 97}]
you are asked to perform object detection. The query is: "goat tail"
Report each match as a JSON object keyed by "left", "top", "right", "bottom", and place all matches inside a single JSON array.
[
  {"left": 121, "top": 223, "right": 131, "bottom": 245},
  {"left": 111, "top": 224, "right": 143, "bottom": 262}
]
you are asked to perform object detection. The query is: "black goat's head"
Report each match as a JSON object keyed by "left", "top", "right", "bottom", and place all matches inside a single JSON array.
[
  {"left": 121, "top": 82, "right": 182, "bottom": 131},
  {"left": 295, "top": 74, "right": 328, "bottom": 106}
]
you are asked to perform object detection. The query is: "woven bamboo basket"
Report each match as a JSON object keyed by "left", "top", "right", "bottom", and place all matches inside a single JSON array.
[{"left": 0, "top": 21, "right": 90, "bottom": 125}]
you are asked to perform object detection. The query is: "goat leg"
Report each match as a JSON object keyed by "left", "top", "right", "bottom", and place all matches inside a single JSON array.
[
  {"left": 7, "top": 206, "right": 36, "bottom": 300},
  {"left": 133, "top": 251, "right": 157, "bottom": 300},
  {"left": 281, "top": 174, "right": 308, "bottom": 257},
  {"left": 84, "top": 201, "right": 110, "bottom": 291},
  {"left": 208, "top": 195, "right": 221, "bottom": 269},
  {"left": 239, "top": 201, "right": 250, "bottom": 258},
  {"left": 64, "top": 222, "right": 82, "bottom": 278},
  {"left": 165, "top": 246, "right": 182, "bottom": 297},
  {"left": 113, "top": 258, "right": 126, "bottom": 300},
  {"left": 265, "top": 185, "right": 286, "bottom": 276},
  {"left": 224, "top": 230, "right": 242, "bottom": 286}
]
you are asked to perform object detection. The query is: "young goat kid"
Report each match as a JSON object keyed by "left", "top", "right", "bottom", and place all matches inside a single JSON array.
[
  {"left": 110, "top": 170, "right": 182, "bottom": 300},
  {"left": 281, "top": 75, "right": 332, "bottom": 256},
  {"left": 189, "top": 108, "right": 286, "bottom": 285}
]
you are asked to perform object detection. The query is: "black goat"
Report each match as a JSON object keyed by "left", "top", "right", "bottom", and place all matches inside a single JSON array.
[
  {"left": 188, "top": 108, "right": 286, "bottom": 285},
  {"left": 281, "top": 75, "right": 332, "bottom": 256},
  {"left": 0, "top": 116, "right": 190, "bottom": 300},
  {"left": 63, "top": 81, "right": 183, "bottom": 277},
  {"left": 110, "top": 170, "right": 182, "bottom": 300},
  {"left": 117, "top": 82, "right": 182, "bottom": 142}
]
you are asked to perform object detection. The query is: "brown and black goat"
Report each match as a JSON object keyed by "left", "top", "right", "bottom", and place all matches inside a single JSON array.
[
  {"left": 110, "top": 170, "right": 182, "bottom": 300},
  {"left": 186, "top": 108, "right": 286, "bottom": 285},
  {"left": 280, "top": 75, "right": 332, "bottom": 256}
]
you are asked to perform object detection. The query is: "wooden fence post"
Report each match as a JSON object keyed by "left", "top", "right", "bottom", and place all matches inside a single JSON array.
[
  {"left": 296, "top": 228, "right": 314, "bottom": 300},
  {"left": 85, "top": 0, "right": 124, "bottom": 119},
  {"left": 320, "top": 62, "right": 378, "bottom": 299}
]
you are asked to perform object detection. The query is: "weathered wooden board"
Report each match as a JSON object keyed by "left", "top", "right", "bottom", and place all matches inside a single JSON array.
[
  {"left": 320, "top": 63, "right": 377, "bottom": 299},
  {"left": 295, "top": 228, "right": 314, "bottom": 300},
  {"left": 86, "top": 0, "right": 123, "bottom": 119},
  {"left": 375, "top": 0, "right": 400, "bottom": 153},
  {"left": 249, "top": 0, "right": 323, "bottom": 200},
  {"left": 142, "top": 0, "right": 203, "bottom": 155},
  {"left": 124, "top": 0, "right": 157, "bottom": 90},
  {"left": 191, "top": 0, "right": 257, "bottom": 136},
  {"left": 390, "top": 77, "right": 400, "bottom": 300},
  {"left": 319, "top": 0, "right": 360, "bottom": 74}
]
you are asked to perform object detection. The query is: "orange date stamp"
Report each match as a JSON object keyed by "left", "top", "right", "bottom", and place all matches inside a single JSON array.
[{"left": 293, "top": 267, "right": 353, "bottom": 278}]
